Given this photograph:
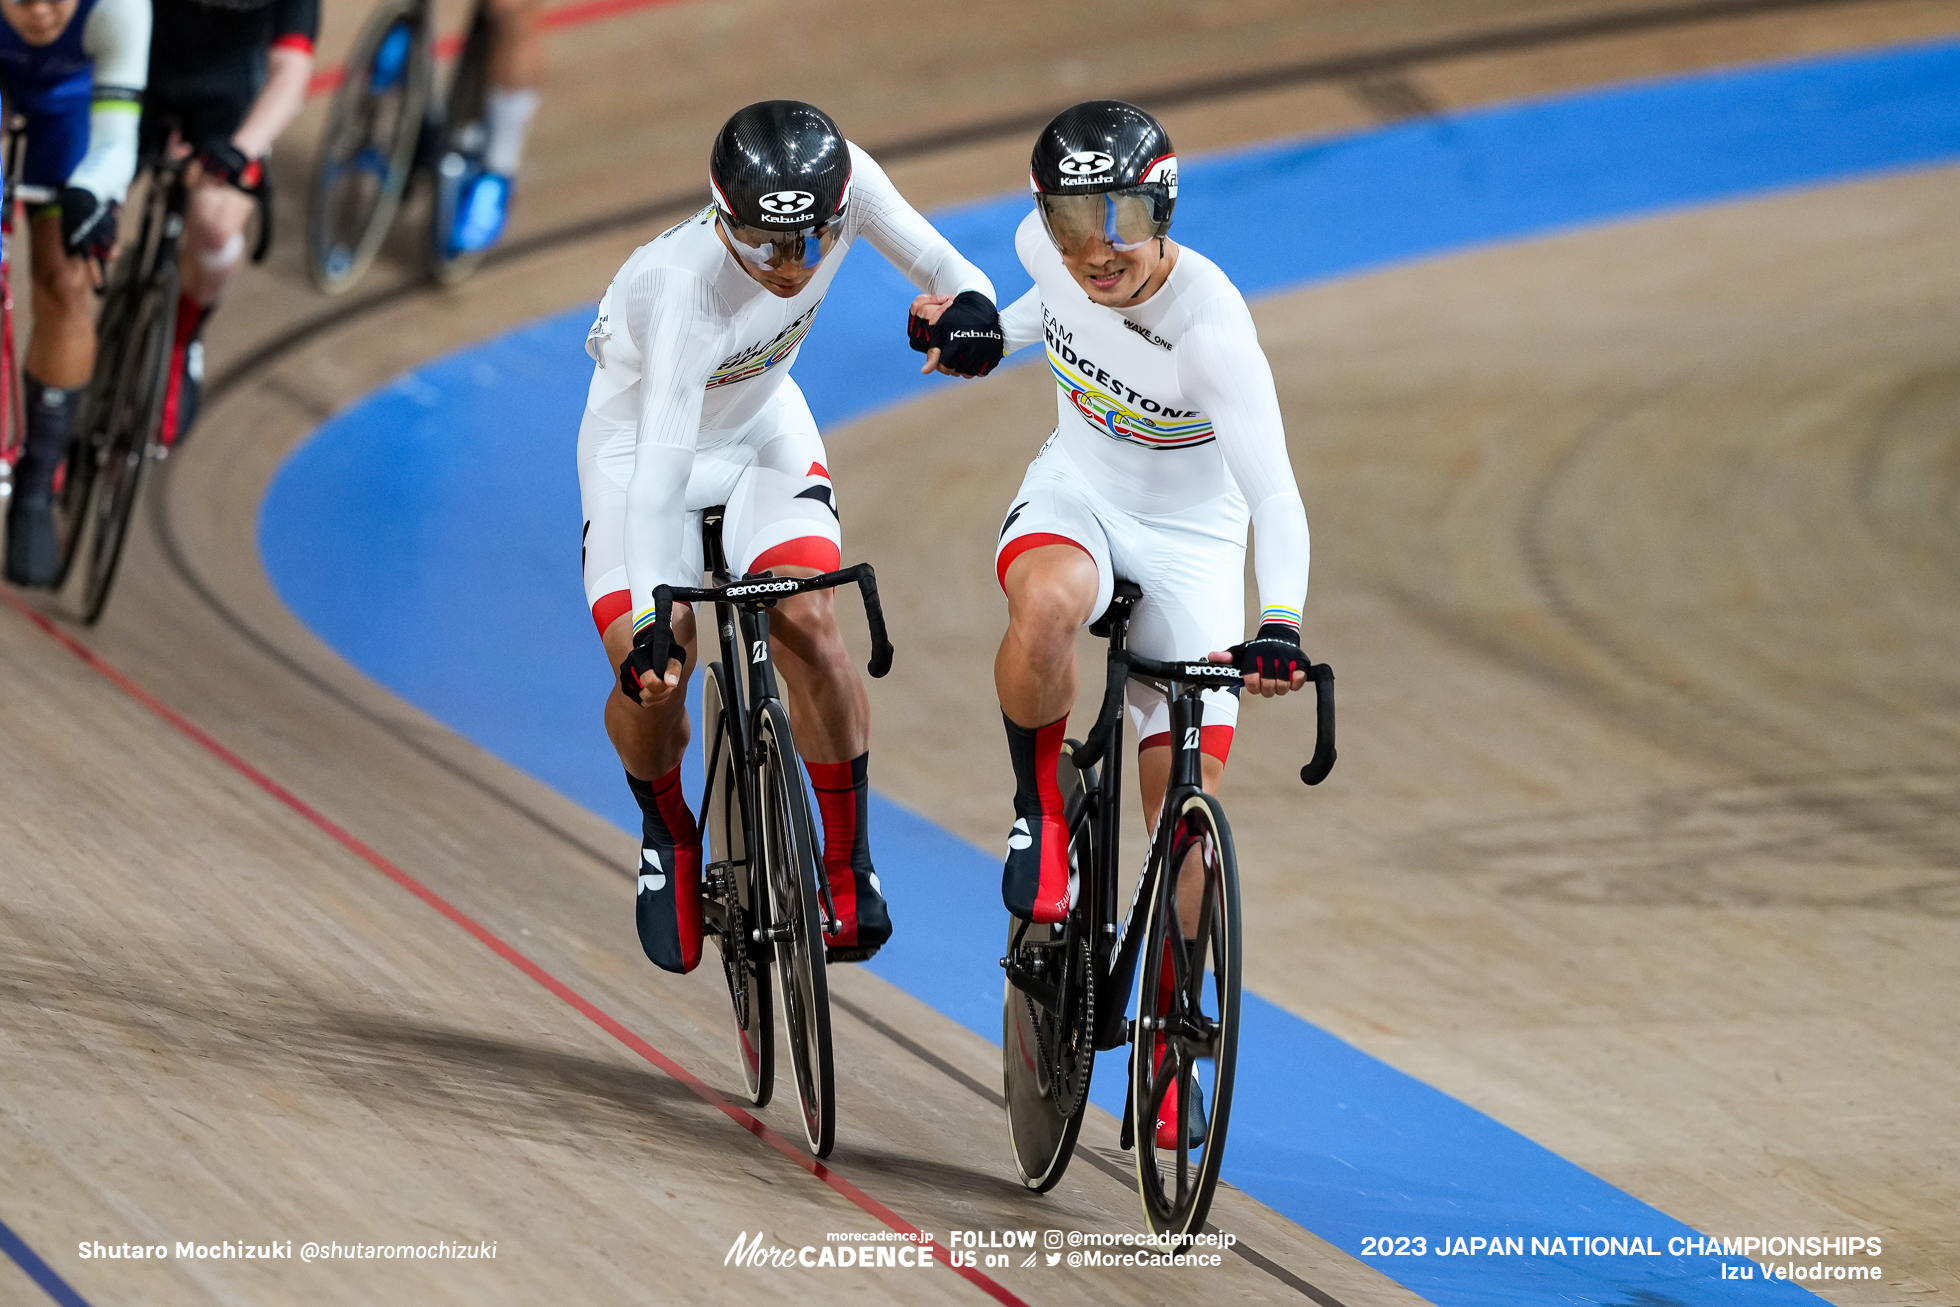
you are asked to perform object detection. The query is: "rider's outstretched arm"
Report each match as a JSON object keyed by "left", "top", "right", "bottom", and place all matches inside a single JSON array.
[
  {"left": 232, "top": 0, "right": 319, "bottom": 159},
  {"left": 617, "top": 267, "right": 727, "bottom": 640},
  {"left": 848, "top": 144, "right": 994, "bottom": 301},
  {"left": 73, "top": 0, "right": 150, "bottom": 207},
  {"left": 1177, "top": 298, "right": 1312, "bottom": 665}
]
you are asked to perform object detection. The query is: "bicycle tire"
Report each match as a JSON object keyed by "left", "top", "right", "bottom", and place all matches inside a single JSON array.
[
  {"left": 307, "top": 0, "right": 432, "bottom": 294},
  {"left": 425, "top": 3, "right": 494, "bottom": 287},
  {"left": 701, "top": 660, "right": 773, "bottom": 1106},
  {"left": 72, "top": 258, "right": 177, "bottom": 624},
  {"left": 49, "top": 275, "right": 139, "bottom": 587},
  {"left": 756, "top": 699, "right": 834, "bottom": 1157},
  {"left": 1002, "top": 741, "right": 1096, "bottom": 1191},
  {"left": 1132, "top": 790, "right": 1241, "bottom": 1240}
]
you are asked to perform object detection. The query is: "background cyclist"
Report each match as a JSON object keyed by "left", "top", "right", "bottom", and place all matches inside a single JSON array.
[
  {"left": 914, "top": 100, "right": 1312, "bottom": 1149},
  {"left": 444, "top": 0, "right": 543, "bottom": 257},
  {"left": 0, "top": 0, "right": 148, "bottom": 587},
  {"left": 585, "top": 100, "right": 1003, "bottom": 975},
  {"left": 143, "top": 0, "right": 318, "bottom": 447}
]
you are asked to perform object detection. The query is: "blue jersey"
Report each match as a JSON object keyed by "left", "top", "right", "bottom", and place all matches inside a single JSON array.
[{"left": 0, "top": 0, "right": 104, "bottom": 108}]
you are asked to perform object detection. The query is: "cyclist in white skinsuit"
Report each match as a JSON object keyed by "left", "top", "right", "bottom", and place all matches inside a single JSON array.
[
  {"left": 582, "top": 100, "right": 1002, "bottom": 975},
  {"left": 912, "top": 99, "right": 1311, "bottom": 1152}
]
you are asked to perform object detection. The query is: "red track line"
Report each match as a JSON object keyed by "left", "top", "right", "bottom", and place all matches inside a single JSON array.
[
  {"left": 0, "top": 589, "right": 1027, "bottom": 1307},
  {"left": 306, "top": 0, "right": 693, "bottom": 97}
]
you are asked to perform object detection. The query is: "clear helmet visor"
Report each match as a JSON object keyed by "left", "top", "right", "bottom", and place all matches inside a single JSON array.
[
  {"left": 718, "top": 209, "right": 845, "bottom": 272},
  {"left": 1034, "top": 187, "right": 1169, "bottom": 257}
]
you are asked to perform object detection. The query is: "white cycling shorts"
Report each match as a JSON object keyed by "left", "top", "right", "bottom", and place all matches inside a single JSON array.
[
  {"left": 579, "top": 379, "right": 842, "bottom": 635},
  {"left": 994, "top": 435, "right": 1247, "bottom": 755}
]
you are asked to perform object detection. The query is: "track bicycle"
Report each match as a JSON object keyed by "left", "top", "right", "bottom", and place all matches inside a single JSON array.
[
  {"left": 307, "top": 0, "right": 498, "bottom": 292},
  {"left": 43, "top": 135, "right": 266, "bottom": 623},
  {"left": 635, "top": 507, "right": 894, "bottom": 1157},
  {"left": 1001, "top": 579, "right": 1336, "bottom": 1237}
]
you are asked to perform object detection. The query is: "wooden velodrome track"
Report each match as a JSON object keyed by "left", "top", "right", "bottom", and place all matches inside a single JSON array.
[{"left": 3, "top": 0, "right": 1958, "bottom": 1302}]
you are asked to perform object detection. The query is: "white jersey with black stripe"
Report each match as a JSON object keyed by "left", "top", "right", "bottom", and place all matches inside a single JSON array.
[
  {"left": 998, "top": 209, "right": 1311, "bottom": 632},
  {"left": 580, "top": 141, "right": 994, "bottom": 629}
]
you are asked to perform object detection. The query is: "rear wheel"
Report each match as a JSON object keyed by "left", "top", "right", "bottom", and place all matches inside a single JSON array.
[
  {"left": 67, "top": 259, "right": 177, "bottom": 624},
  {"left": 701, "top": 661, "right": 772, "bottom": 1106},
  {"left": 426, "top": 5, "right": 495, "bottom": 286},
  {"left": 757, "top": 699, "right": 834, "bottom": 1157},
  {"left": 1003, "top": 740, "right": 1096, "bottom": 1191},
  {"left": 1133, "top": 790, "right": 1240, "bottom": 1239},
  {"left": 308, "top": 0, "right": 431, "bottom": 294}
]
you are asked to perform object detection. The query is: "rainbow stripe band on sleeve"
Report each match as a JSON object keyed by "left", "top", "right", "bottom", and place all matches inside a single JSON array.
[{"left": 1259, "top": 605, "right": 1302, "bottom": 630}]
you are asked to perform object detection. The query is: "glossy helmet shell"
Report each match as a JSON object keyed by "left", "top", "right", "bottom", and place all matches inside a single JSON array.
[
  {"left": 1029, "top": 99, "right": 1177, "bottom": 229},
  {"left": 709, "top": 100, "right": 853, "bottom": 231}
]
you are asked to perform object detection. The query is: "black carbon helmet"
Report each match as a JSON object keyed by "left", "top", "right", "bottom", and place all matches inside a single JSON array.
[
  {"left": 709, "top": 100, "right": 853, "bottom": 232},
  {"left": 1029, "top": 100, "right": 1177, "bottom": 252}
]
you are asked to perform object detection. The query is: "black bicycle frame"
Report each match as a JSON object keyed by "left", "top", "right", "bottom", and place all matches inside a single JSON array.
[
  {"left": 1054, "top": 588, "right": 1337, "bottom": 1051},
  {"left": 637, "top": 509, "right": 895, "bottom": 934}
]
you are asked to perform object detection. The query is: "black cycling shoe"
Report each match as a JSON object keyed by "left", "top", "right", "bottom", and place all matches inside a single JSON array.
[
  {"left": 5, "top": 496, "right": 60, "bottom": 588},
  {"left": 824, "top": 868, "right": 890, "bottom": 964}
]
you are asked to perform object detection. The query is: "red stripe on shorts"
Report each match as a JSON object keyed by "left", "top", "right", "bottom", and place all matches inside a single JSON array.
[
  {"left": 592, "top": 589, "right": 632, "bottom": 636},
  {"left": 1137, "top": 725, "right": 1235, "bottom": 763},
  {"left": 996, "top": 532, "right": 1091, "bottom": 591},
  {"left": 751, "top": 537, "right": 841, "bottom": 575}
]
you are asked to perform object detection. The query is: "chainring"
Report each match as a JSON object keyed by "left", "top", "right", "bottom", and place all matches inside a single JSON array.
[{"left": 1026, "top": 923, "right": 1094, "bottom": 1120}]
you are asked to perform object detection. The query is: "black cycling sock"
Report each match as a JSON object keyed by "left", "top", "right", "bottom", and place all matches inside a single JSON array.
[{"left": 15, "top": 374, "right": 80, "bottom": 503}]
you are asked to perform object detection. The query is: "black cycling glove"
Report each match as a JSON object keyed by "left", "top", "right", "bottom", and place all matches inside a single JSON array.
[
  {"left": 197, "top": 140, "right": 261, "bottom": 191},
  {"left": 1229, "top": 623, "right": 1308, "bottom": 684},
  {"left": 58, "top": 187, "right": 118, "bottom": 259},
  {"left": 617, "top": 619, "right": 681, "bottom": 702},
  {"left": 907, "top": 289, "right": 1004, "bottom": 377}
]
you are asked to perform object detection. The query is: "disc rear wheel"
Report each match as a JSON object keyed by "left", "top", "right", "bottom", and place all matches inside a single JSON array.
[
  {"left": 1003, "top": 740, "right": 1096, "bottom": 1191},
  {"left": 757, "top": 700, "right": 834, "bottom": 1157}
]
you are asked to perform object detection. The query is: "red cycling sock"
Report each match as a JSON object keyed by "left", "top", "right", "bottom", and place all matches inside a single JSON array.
[{"left": 805, "top": 753, "right": 869, "bottom": 944}]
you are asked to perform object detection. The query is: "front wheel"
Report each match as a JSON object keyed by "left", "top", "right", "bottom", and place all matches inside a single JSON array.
[
  {"left": 66, "top": 258, "right": 177, "bottom": 624},
  {"left": 1133, "top": 790, "right": 1241, "bottom": 1240},
  {"left": 701, "top": 661, "right": 772, "bottom": 1105},
  {"left": 757, "top": 699, "right": 834, "bottom": 1157},
  {"left": 307, "top": 0, "right": 432, "bottom": 294}
]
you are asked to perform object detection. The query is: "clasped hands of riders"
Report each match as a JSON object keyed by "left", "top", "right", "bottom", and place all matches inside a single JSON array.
[{"left": 614, "top": 295, "right": 1308, "bottom": 706}]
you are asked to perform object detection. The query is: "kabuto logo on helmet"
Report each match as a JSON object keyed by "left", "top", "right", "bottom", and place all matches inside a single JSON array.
[
  {"left": 1058, "top": 150, "right": 1114, "bottom": 176},
  {"left": 710, "top": 100, "right": 853, "bottom": 229}
]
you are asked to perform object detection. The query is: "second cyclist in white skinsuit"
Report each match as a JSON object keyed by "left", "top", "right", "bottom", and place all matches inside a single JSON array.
[
  {"left": 581, "top": 100, "right": 1003, "bottom": 974},
  {"left": 913, "top": 99, "right": 1313, "bottom": 1152}
]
